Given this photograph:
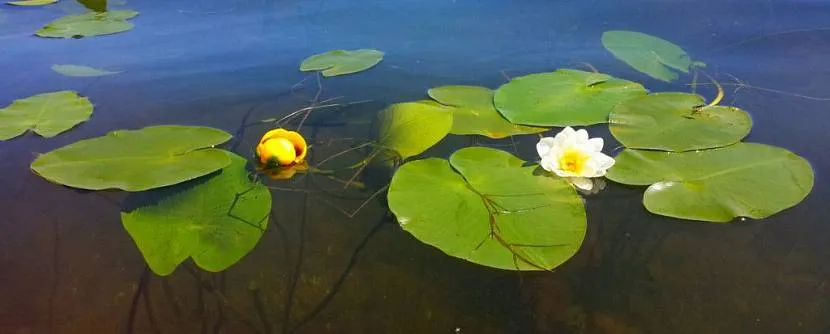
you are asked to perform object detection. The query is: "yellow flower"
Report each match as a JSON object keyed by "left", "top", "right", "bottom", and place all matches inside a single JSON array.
[
  {"left": 255, "top": 128, "right": 308, "bottom": 167},
  {"left": 537, "top": 126, "right": 615, "bottom": 191}
]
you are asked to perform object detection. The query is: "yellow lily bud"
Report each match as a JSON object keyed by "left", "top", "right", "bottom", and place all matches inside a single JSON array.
[{"left": 255, "top": 128, "right": 308, "bottom": 167}]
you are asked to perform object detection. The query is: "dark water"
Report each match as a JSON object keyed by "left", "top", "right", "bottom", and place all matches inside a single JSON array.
[{"left": 1, "top": 0, "right": 829, "bottom": 333}]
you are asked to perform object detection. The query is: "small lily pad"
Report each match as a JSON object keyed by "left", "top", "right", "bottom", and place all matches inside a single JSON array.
[
  {"left": 300, "top": 49, "right": 384, "bottom": 77},
  {"left": 31, "top": 125, "right": 233, "bottom": 191},
  {"left": 36, "top": 10, "right": 138, "bottom": 38},
  {"left": 52, "top": 64, "right": 121, "bottom": 77},
  {"left": 377, "top": 100, "right": 453, "bottom": 160},
  {"left": 0, "top": 91, "right": 93, "bottom": 140},
  {"left": 609, "top": 92, "right": 752, "bottom": 151},
  {"left": 77, "top": 0, "right": 106, "bottom": 12},
  {"left": 494, "top": 69, "right": 647, "bottom": 126},
  {"left": 388, "top": 147, "right": 586, "bottom": 271},
  {"left": 601, "top": 30, "right": 693, "bottom": 82},
  {"left": 606, "top": 143, "right": 814, "bottom": 222},
  {"left": 5, "top": 0, "right": 57, "bottom": 6},
  {"left": 428, "top": 85, "right": 547, "bottom": 138},
  {"left": 122, "top": 152, "right": 271, "bottom": 276}
]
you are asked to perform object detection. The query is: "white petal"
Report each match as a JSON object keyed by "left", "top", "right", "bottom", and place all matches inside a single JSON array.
[
  {"left": 536, "top": 137, "right": 556, "bottom": 158},
  {"left": 574, "top": 128, "right": 589, "bottom": 144},
  {"left": 570, "top": 177, "right": 593, "bottom": 191},
  {"left": 589, "top": 152, "right": 616, "bottom": 176},
  {"left": 540, "top": 156, "right": 556, "bottom": 172},
  {"left": 587, "top": 137, "right": 604, "bottom": 152},
  {"left": 552, "top": 127, "right": 576, "bottom": 148}
]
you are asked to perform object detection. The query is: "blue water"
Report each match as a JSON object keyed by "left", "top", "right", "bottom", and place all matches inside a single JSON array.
[{"left": 1, "top": 0, "right": 829, "bottom": 333}]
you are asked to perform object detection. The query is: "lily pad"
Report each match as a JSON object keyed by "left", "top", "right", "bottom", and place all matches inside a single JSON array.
[
  {"left": 388, "top": 147, "right": 586, "bottom": 271},
  {"left": 609, "top": 92, "right": 752, "bottom": 151},
  {"left": 601, "top": 30, "right": 692, "bottom": 82},
  {"left": 493, "top": 69, "right": 647, "bottom": 126},
  {"left": 52, "top": 64, "right": 121, "bottom": 77},
  {"left": 77, "top": 0, "right": 106, "bottom": 12},
  {"left": 5, "top": 0, "right": 57, "bottom": 6},
  {"left": 122, "top": 153, "right": 270, "bottom": 276},
  {"left": 377, "top": 100, "right": 453, "bottom": 160},
  {"left": 31, "top": 125, "right": 233, "bottom": 191},
  {"left": 0, "top": 91, "right": 93, "bottom": 141},
  {"left": 36, "top": 10, "right": 138, "bottom": 38},
  {"left": 606, "top": 143, "right": 814, "bottom": 222},
  {"left": 428, "top": 85, "right": 547, "bottom": 138},
  {"left": 300, "top": 49, "right": 384, "bottom": 77}
]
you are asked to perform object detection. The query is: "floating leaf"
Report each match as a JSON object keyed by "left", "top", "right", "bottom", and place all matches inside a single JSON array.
[
  {"left": 31, "top": 125, "right": 232, "bottom": 191},
  {"left": 36, "top": 10, "right": 138, "bottom": 38},
  {"left": 427, "top": 85, "right": 547, "bottom": 138},
  {"left": 609, "top": 92, "right": 752, "bottom": 151},
  {"left": 122, "top": 153, "right": 270, "bottom": 276},
  {"left": 77, "top": 0, "right": 106, "bottom": 12},
  {"left": 601, "top": 30, "right": 692, "bottom": 82},
  {"left": 607, "top": 143, "right": 814, "bottom": 222},
  {"left": 0, "top": 91, "right": 92, "bottom": 141},
  {"left": 493, "top": 69, "right": 647, "bottom": 126},
  {"left": 52, "top": 64, "right": 121, "bottom": 77},
  {"left": 5, "top": 0, "right": 57, "bottom": 6},
  {"left": 377, "top": 100, "right": 453, "bottom": 160},
  {"left": 388, "top": 147, "right": 586, "bottom": 271},
  {"left": 300, "top": 49, "right": 384, "bottom": 77}
]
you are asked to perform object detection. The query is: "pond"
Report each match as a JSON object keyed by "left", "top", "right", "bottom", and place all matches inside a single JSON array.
[{"left": 0, "top": 0, "right": 828, "bottom": 333}]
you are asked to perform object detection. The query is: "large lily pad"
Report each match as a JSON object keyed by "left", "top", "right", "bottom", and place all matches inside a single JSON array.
[
  {"left": 52, "top": 64, "right": 121, "bottom": 77},
  {"left": 377, "top": 100, "right": 453, "bottom": 160},
  {"left": 609, "top": 92, "right": 752, "bottom": 151},
  {"left": 493, "top": 69, "right": 647, "bottom": 126},
  {"left": 601, "top": 30, "right": 692, "bottom": 82},
  {"left": 388, "top": 147, "right": 586, "bottom": 271},
  {"left": 36, "top": 10, "right": 138, "bottom": 38},
  {"left": 0, "top": 91, "right": 93, "bottom": 141},
  {"left": 122, "top": 153, "right": 270, "bottom": 276},
  {"left": 606, "top": 143, "right": 814, "bottom": 222},
  {"left": 5, "top": 0, "right": 57, "bottom": 6},
  {"left": 428, "top": 85, "right": 547, "bottom": 138},
  {"left": 31, "top": 125, "right": 233, "bottom": 191},
  {"left": 300, "top": 49, "right": 384, "bottom": 77}
]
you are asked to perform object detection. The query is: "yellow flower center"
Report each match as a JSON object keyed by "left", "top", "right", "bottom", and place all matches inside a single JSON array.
[
  {"left": 558, "top": 148, "right": 590, "bottom": 175},
  {"left": 262, "top": 137, "right": 297, "bottom": 166}
]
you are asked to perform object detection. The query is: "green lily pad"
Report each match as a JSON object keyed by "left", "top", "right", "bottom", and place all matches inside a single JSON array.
[
  {"left": 493, "top": 69, "right": 647, "bottom": 126},
  {"left": 388, "top": 147, "right": 586, "bottom": 271},
  {"left": 122, "top": 152, "right": 270, "bottom": 276},
  {"left": 377, "top": 100, "right": 453, "bottom": 160},
  {"left": 300, "top": 49, "right": 384, "bottom": 77},
  {"left": 607, "top": 143, "right": 814, "bottom": 222},
  {"left": 36, "top": 10, "right": 138, "bottom": 38},
  {"left": 52, "top": 64, "right": 121, "bottom": 77},
  {"left": 0, "top": 91, "right": 93, "bottom": 141},
  {"left": 601, "top": 30, "right": 692, "bottom": 82},
  {"left": 5, "top": 0, "right": 57, "bottom": 6},
  {"left": 609, "top": 92, "right": 752, "bottom": 151},
  {"left": 31, "top": 125, "right": 233, "bottom": 191},
  {"left": 427, "top": 85, "right": 547, "bottom": 139}
]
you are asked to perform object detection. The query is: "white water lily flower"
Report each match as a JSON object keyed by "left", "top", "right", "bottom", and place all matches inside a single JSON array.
[{"left": 537, "top": 126, "right": 615, "bottom": 191}]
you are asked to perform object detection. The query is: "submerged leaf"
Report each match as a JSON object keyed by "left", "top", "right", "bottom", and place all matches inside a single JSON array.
[
  {"left": 36, "top": 10, "right": 138, "bottom": 38},
  {"left": 0, "top": 91, "right": 93, "bottom": 140},
  {"left": 428, "top": 85, "right": 547, "bottom": 138},
  {"left": 377, "top": 100, "right": 453, "bottom": 160},
  {"left": 31, "top": 125, "right": 232, "bottom": 191},
  {"left": 77, "top": 0, "right": 106, "bottom": 12},
  {"left": 494, "top": 69, "right": 647, "bottom": 126},
  {"left": 601, "top": 30, "right": 693, "bottom": 82},
  {"left": 609, "top": 92, "right": 752, "bottom": 151},
  {"left": 122, "top": 153, "right": 270, "bottom": 276},
  {"left": 607, "top": 143, "right": 814, "bottom": 222},
  {"left": 52, "top": 64, "right": 121, "bottom": 77},
  {"left": 300, "top": 49, "right": 384, "bottom": 77},
  {"left": 388, "top": 147, "right": 585, "bottom": 271},
  {"left": 5, "top": 0, "right": 57, "bottom": 6}
]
